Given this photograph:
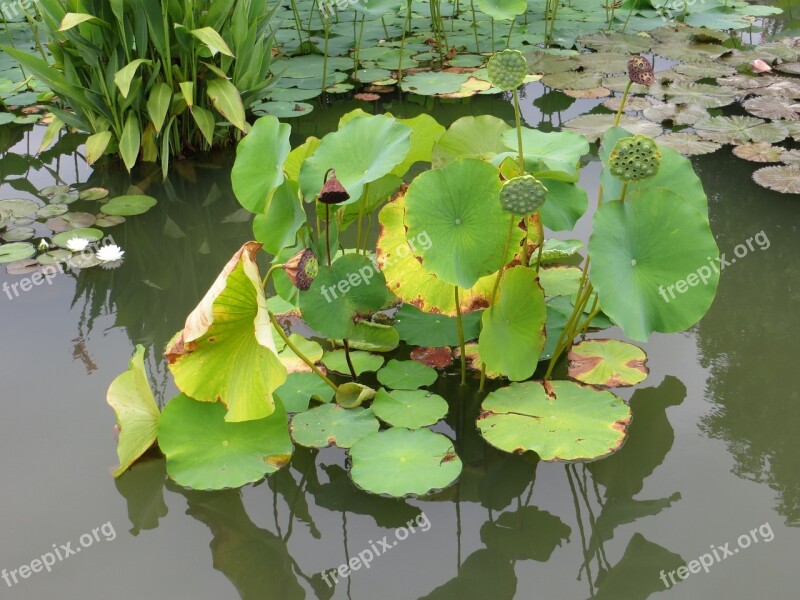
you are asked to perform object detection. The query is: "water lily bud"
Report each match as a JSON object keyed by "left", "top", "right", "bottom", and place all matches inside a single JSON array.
[
  {"left": 500, "top": 175, "right": 548, "bottom": 215},
  {"left": 37, "top": 238, "right": 49, "bottom": 251},
  {"left": 609, "top": 135, "right": 662, "bottom": 182},
  {"left": 319, "top": 169, "right": 350, "bottom": 205},
  {"left": 751, "top": 59, "right": 772, "bottom": 73},
  {"left": 284, "top": 248, "right": 318, "bottom": 291},
  {"left": 627, "top": 56, "right": 655, "bottom": 86},
  {"left": 487, "top": 49, "right": 528, "bottom": 91}
]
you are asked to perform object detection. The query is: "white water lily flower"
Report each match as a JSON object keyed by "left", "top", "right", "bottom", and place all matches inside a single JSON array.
[
  {"left": 65, "top": 237, "right": 90, "bottom": 252},
  {"left": 96, "top": 244, "right": 125, "bottom": 263},
  {"left": 37, "top": 238, "right": 49, "bottom": 251}
]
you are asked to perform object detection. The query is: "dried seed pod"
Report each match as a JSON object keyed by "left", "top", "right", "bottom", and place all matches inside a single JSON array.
[
  {"left": 627, "top": 56, "right": 655, "bottom": 86},
  {"left": 284, "top": 248, "right": 319, "bottom": 291},
  {"left": 487, "top": 49, "right": 528, "bottom": 91},
  {"left": 500, "top": 175, "right": 548, "bottom": 215},
  {"left": 609, "top": 135, "right": 662, "bottom": 182},
  {"left": 318, "top": 168, "right": 350, "bottom": 205}
]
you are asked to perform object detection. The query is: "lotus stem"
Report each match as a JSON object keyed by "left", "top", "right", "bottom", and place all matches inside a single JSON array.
[
  {"left": 322, "top": 18, "right": 331, "bottom": 91},
  {"left": 619, "top": 182, "right": 629, "bottom": 202},
  {"left": 398, "top": 0, "right": 412, "bottom": 86},
  {"left": 356, "top": 183, "right": 370, "bottom": 255},
  {"left": 512, "top": 89, "right": 525, "bottom": 174},
  {"left": 455, "top": 286, "right": 467, "bottom": 386},
  {"left": 614, "top": 80, "right": 632, "bottom": 126},
  {"left": 534, "top": 214, "right": 544, "bottom": 273},
  {"left": 505, "top": 16, "right": 516, "bottom": 49},
  {"left": 620, "top": 0, "right": 636, "bottom": 33},
  {"left": 341, "top": 338, "right": 358, "bottom": 380},
  {"left": 269, "top": 311, "right": 338, "bottom": 391},
  {"left": 470, "top": 0, "right": 480, "bottom": 53},
  {"left": 325, "top": 203, "right": 332, "bottom": 266},
  {"left": 262, "top": 263, "right": 286, "bottom": 289},
  {"left": 574, "top": 295, "right": 600, "bottom": 338},
  {"left": 354, "top": 14, "right": 366, "bottom": 74}
]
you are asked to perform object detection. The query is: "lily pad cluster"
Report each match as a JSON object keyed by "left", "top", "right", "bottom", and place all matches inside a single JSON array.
[{"left": 106, "top": 96, "right": 720, "bottom": 498}]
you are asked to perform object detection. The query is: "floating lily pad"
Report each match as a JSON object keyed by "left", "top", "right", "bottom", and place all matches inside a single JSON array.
[
  {"left": 371, "top": 389, "right": 448, "bottom": 429},
  {"left": 732, "top": 142, "right": 785, "bottom": 163},
  {"left": 95, "top": 215, "right": 126, "bottom": 227},
  {"left": 323, "top": 350, "right": 384, "bottom": 375},
  {"left": 349, "top": 428, "right": 462, "bottom": 497},
  {"left": 539, "top": 266, "right": 582, "bottom": 297},
  {"left": 642, "top": 102, "right": 708, "bottom": 125},
  {"left": 52, "top": 227, "right": 104, "bottom": 248},
  {"left": 376, "top": 359, "right": 438, "bottom": 390},
  {"left": 409, "top": 346, "right": 454, "bottom": 369},
  {"left": 62, "top": 212, "right": 97, "bottom": 228},
  {"left": 400, "top": 70, "right": 471, "bottom": 95},
  {"left": 477, "top": 380, "right": 630, "bottom": 461},
  {"left": 101, "top": 195, "right": 157, "bottom": 216},
  {"left": 2, "top": 227, "right": 34, "bottom": 241},
  {"left": 673, "top": 61, "right": 735, "bottom": 79},
  {"left": 579, "top": 32, "right": 651, "bottom": 54},
  {"left": 753, "top": 80, "right": 800, "bottom": 99},
  {"left": 36, "top": 204, "right": 68, "bottom": 218},
  {"left": 40, "top": 185, "right": 70, "bottom": 197},
  {"left": 157, "top": 394, "right": 292, "bottom": 490},
  {"left": 538, "top": 239, "right": 583, "bottom": 262},
  {"left": 79, "top": 187, "right": 109, "bottom": 201},
  {"left": 567, "top": 339, "right": 648, "bottom": 387},
  {"left": 752, "top": 165, "right": 800, "bottom": 194},
  {"left": 50, "top": 191, "right": 80, "bottom": 205},
  {"left": 290, "top": 404, "right": 379, "bottom": 448},
  {"left": 37, "top": 249, "right": 72, "bottom": 265},
  {"left": 107, "top": 345, "right": 160, "bottom": 477},
  {"left": 654, "top": 132, "right": 721, "bottom": 156},
  {"left": 342, "top": 321, "right": 400, "bottom": 353},
  {"left": 274, "top": 372, "right": 335, "bottom": 413},
  {"left": 743, "top": 96, "right": 800, "bottom": 121},
  {"left": 563, "top": 115, "right": 661, "bottom": 142},
  {"left": 0, "top": 198, "right": 38, "bottom": 218},
  {"left": 694, "top": 115, "right": 788, "bottom": 145},
  {"left": 253, "top": 101, "right": 314, "bottom": 118},
  {"left": 0, "top": 241, "right": 35, "bottom": 263},
  {"left": 5, "top": 258, "right": 41, "bottom": 275},
  {"left": 478, "top": 266, "right": 546, "bottom": 381},
  {"left": 664, "top": 82, "right": 739, "bottom": 108}
]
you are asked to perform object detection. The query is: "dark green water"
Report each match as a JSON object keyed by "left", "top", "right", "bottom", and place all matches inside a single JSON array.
[{"left": 1, "top": 27, "right": 799, "bottom": 600}]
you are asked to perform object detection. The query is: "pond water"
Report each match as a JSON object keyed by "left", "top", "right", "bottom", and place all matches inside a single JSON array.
[{"left": 2, "top": 12, "right": 799, "bottom": 600}]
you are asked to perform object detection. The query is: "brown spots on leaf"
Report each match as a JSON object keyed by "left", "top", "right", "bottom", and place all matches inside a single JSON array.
[
  {"left": 542, "top": 380, "right": 557, "bottom": 399},
  {"left": 410, "top": 346, "right": 454, "bottom": 369},
  {"left": 439, "top": 450, "right": 457, "bottom": 464},
  {"left": 327, "top": 436, "right": 337, "bottom": 445},
  {"left": 264, "top": 454, "right": 292, "bottom": 469}
]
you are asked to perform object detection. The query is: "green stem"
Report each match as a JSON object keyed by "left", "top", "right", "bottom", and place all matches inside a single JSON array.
[
  {"left": 262, "top": 263, "right": 286, "bottom": 289},
  {"left": 269, "top": 312, "right": 338, "bottom": 391},
  {"left": 620, "top": 0, "right": 636, "bottom": 33},
  {"left": 619, "top": 182, "right": 629, "bottom": 202},
  {"left": 614, "top": 80, "right": 632, "bottom": 126},
  {"left": 325, "top": 203, "right": 332, "bottom": 266},
  {"left": 322, "top": 19, "right": 331, "bottom": 91},
  {"left": 398, "top": 0, "right": 412, "bottom": 85},
  {"left": 341, "top": 338, "right": 358, "bottom": 380},
  {"left": 455, "top": 286, "right": 467, "bottom": 386},
  {"left": 513, "top": 89, "right": 525, "bottom": 174},
  {"left": 534, "top": 213, "right": 544, "bottom": 274},
  {"left": 470, "top": 0, "right": 480, "bottom": 53}
]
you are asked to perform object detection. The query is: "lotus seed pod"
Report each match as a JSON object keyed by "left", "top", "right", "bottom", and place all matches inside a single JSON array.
[
  {"left": 627, "top": 56, "right": 655, "bottom": 86},
  {"left": 284, "top": 248, "right": 319, "bottom": 291},
  {"left": 500, "top": 175, "right": 548, "bottom": 215},
  {"left": 318, "top": 168, "right": 350, "bottom": 205},
  {"left": 608, "top": 135, "right": 662, "bottom": 182},
  {"left": 487, "top": 49, "right": 528, "bottom": 91}
]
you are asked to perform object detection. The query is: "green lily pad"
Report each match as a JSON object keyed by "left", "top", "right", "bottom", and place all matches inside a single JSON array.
[
  {"left": 299, "top": 253, "right": 392, "bottom": 340},
  {"left": 0, "top": 241, "right": 35, "bottom": 263},
  {"left": 252, "top": 101, "right": 314, "bottom": 118},
  {"left": 342, "top": 320, "right": 400, "bottom": 353},
  {"left": 40, "top": 185, "right": 70, "bottom": 197},
  {"left": 299, "top": 112, "right": 411, "bottom": 203},
  {"left": 276, "top": 334, "right": 323, "bottom": 373},
  {"left": 36, "top": 204, "right": 68, "bottom": 218},
  {"left": 376, "top": 193, "right": 495, "bottom": 316},
  {"left": 165, "top": 243, "right": 287, "bottom": 422},
  {"left": 335, "top": 382, "right": 378, "bottom": 408},
  {"left": 323, "top": 349, "right": 384, "bottom": 375},
  {"left": 349, "top": 428, "right": 462, "bottom": 497},
  {"left": 393, "top": 303, "right": 482, "bottom": 346},
  {"left": 157, "top": 394, "right": 293, "bottom": 490},
  {"left": 400, "top": 71, "right": 471, "bottom": 95},
  {"left": 376, "top": 359, "right": 438, "bottom": 390},
  {"left": 371, "top": 389, "right": 448, "bottom": 429},
  {"left": 579, "top": 32, "right": 652, "bottom": 54},
  {"left": 52, "top": 227, "right": 104, "bottom": 248},
  {"left": 694, "top": 115, "right": 788, "bottom": 145},
  {"left": 50, "top": 191, "right": 80, "bottom": 205},
  {"left": 0, "top": 198, "right": 38, "bottom": 218},
  {"left": 101, "top": 195, "right": 157, "bottom": 216},
  {"left": 404, "top": 158, "right": 521, "bottom": 289},
  {"left": 37, "top": 249, "right": 72, "bottom": 265},
  {"left": 477, "top": 380, "right": 631, "bottom": 461},
  {"left": 290, "top": 404, "right": 379, "bottom": 449},
  {"left": 432, "top": 115, "right": 511, "bottom": 168},
  {"left": 589, "top": 190, "right": 719, "bottom": 342},
  {"left": 500, "top": 127, "right": 589, "bottom": 180},
  {"left": 567, "top": 339, "right": 648, "bottom": 387},
  {"left": 539, "top": 266, "right": 582, "bottom": 297},
  {"left": 62, "top": 212, "right": 97, "bottom": 228},
  {"left": 563, "top": 114, "right": 662, "bottom": 143},
  {"left": 231, "top": 115, "right": 292, "bottom": 213},
  {"left": 107, "top": 345, "right": 160, "bottom": 477},
  {"left": 537, "top": 239, "right": 583, "bottom": 262},
  {"left": 478, "top": 266, "right": 547, "bottom": 381},
  {"left": 274, "top": 372, "right": 335, "bottom": 413},
  {"left": 2, "top": 227, "right": 34, "bottom": 241},
  {"left": 79, "top": 187, "right": 109, "bottom": 201},
  {"left": 95, "top": 215, "right": 126, "bottom": 227}
]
